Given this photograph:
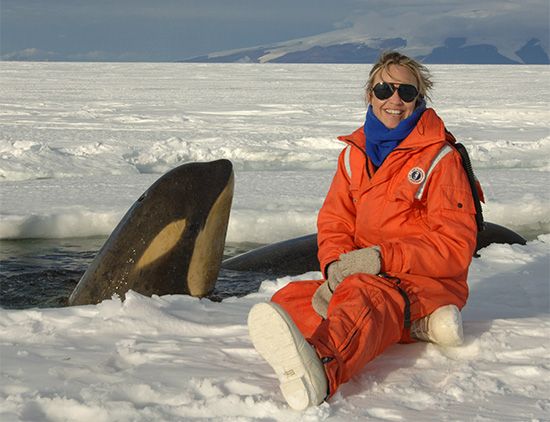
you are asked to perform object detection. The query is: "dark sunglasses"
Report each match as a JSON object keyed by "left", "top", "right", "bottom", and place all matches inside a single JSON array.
[{"left": 372, "top": 82, "right": 419, "bottom": 103}]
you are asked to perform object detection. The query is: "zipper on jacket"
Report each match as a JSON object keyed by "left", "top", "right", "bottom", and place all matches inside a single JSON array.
[{"left": 341, "top": 138, "right": 372, "bottom": 180}]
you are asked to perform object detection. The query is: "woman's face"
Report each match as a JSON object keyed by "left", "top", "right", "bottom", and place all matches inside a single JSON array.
[{"left": 368, "top": 64, "right": 419, "bottom": 129}]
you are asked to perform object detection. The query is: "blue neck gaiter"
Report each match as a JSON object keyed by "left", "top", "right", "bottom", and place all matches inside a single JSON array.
[{"left": 364, "top": 99, "right": 426, "bottom": 167}]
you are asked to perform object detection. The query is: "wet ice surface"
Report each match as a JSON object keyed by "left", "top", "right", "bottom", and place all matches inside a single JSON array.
[{"left": 0, "top": 238, "right": 267, "bottom": 309}]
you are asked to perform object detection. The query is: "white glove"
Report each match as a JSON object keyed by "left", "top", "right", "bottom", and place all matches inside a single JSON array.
[
  {"left": 311, "top": 261, "right": 346, "bottom": 318},
  {"left": 311, "top": 281, "right": 332, "bottom": 318},
  {"left": 311, "top": 247, "right": 381, "bottom": 319},
  {"left": 338, "top": 246, "right": 381, "bottom": 277},
  {"left": 326, "top": 260, "right": 345, "bottom": 292}
]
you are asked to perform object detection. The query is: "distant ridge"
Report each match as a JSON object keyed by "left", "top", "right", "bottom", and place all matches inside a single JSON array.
[{"left": 183, "top": 37, "right": 549, "bottom": 65}]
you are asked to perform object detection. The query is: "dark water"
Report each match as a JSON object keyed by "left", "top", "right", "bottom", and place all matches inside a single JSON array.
[{"left": 0, "top": 238, "right": 270, "bottom": 309}]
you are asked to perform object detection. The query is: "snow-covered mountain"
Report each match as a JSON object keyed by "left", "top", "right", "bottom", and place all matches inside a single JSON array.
[
  {"left": 183, "top": 37, "right": 550, "bottom": 64},
  {"left": 184, "top": 37, "right": 549, "bottom": 64},
  {"left": 183, "top": 5, "right": 549, "bottom": 64}
]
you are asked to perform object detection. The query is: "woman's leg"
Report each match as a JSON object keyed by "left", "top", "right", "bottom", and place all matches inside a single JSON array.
[
  {"left": 257, "top": 276, "right": 405, "bottom": 400},
  {"left": 308, "top": 274, "right": 406, "bottom": 395},
  {"left": 271, "top": 279, "right": 324, "bottom": 339}
]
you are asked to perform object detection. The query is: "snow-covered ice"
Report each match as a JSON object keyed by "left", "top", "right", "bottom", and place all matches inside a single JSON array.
[{"left": 0, "top": 62, "right": 549, "bottom": 420}]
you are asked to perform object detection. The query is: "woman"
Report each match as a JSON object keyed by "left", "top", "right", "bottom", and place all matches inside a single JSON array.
[{"left": 248, "top": 51, "right": 479, "bottom": 411}]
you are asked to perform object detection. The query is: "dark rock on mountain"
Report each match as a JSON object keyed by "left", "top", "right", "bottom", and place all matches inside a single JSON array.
[
  {"left": 271, "top": 43, "right": 380, "bottom": 63},
  {"left": 515, "top": 38, "right": 550, "bottom": 64},
  {"left": 422, "top": 38, "right": 519, "bottom": 64},
  {"left": 185, "top": 47, "right": 270, "bottom": 63},
  {"left": 272, "top": 39, "right": 407, "bottom": 63},
  {"left": 378, "top": 38, "right": 408, "bottom": 50}
]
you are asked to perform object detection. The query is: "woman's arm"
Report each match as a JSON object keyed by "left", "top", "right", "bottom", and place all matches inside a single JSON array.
[
  {"left": 379, "top": 150, "right": 478, "bottom": 278},
  {"left": 317, "top": 148, "right": 358, "bottom": 277}
]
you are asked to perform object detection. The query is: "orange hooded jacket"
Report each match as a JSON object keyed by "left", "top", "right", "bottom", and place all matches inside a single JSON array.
[
  {"left": 271, "top": 108, "right": 480, "bottom": 395},
  {"left": 317, "top": 108, "right": 478, "bottom": 321}
]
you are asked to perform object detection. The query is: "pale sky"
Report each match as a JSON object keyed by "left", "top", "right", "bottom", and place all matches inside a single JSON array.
[{"left": 1, "top": 0, "right": 548, "bottom": 61}]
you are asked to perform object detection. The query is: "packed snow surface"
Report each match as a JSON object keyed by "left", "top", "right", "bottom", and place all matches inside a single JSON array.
[{"left": 0, "top": 62, "right": 549, "bottom": 420}]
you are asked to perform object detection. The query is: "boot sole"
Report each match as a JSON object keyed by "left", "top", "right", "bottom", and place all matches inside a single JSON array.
[{"left": 248, "top": 302, "right": 326, "bottom": 410}]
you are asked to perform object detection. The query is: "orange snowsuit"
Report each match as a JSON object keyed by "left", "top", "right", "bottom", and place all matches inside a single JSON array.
[{"left": 271, "top": 108, "right": 478, "bottom": 395}]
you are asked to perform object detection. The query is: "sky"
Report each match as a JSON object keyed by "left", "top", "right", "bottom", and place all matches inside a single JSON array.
[{"left": 1, "top": 0, "right": 549, "bottom": 62}]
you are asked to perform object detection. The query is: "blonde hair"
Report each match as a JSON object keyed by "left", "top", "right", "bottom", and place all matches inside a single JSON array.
[{"left": 366, "top": 51, "right": 434, "bottom": 101}]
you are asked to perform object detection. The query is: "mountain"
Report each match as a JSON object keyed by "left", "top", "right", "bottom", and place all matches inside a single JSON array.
[
  {"left": 420, "top": 37, "right": 520, "bottom": 64},
  {"left": 182, "top": 6, "right": 549, "bottom": 65},
  {"left": 183, "top": 36, "right": 549, "bottom": 65},
  {"left": 515, "top": 38, "right": 550, "bottom": 64}
]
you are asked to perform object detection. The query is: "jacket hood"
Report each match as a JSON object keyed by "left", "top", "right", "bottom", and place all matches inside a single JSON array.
[{"left": 338, "top": 108, "right": 455, "bottom": 151}]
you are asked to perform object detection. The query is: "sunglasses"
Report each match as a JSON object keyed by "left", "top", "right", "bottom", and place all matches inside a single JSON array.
[{"left": 372, "top": 82, "right": 419, "bottom": 103}]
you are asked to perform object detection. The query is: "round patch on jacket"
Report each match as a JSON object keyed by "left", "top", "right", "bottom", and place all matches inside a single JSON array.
[{"left": 408, "top": 167, "right": 425, "bottom": 184}]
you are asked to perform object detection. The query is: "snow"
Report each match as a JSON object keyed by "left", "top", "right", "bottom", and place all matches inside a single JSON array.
[{"left": 0, "top": 62, "right": 549, "bottom": 420}]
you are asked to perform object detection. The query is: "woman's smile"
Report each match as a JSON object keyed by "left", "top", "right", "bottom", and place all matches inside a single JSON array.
[{"left": 369, "top": 65, "right": 418, "bottom": 128}]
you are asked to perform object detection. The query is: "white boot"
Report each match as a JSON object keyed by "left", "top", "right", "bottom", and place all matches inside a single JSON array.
[
  {"left": 248, "top": 302, "right": 328, "bottom": 410},
  {"left": 410, "top": 304, "right": 464, "bottom": 346}
]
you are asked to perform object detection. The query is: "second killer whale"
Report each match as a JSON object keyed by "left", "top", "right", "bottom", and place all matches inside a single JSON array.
[{"left": 220, "top": 223, "right": 527, "bottom": 277}]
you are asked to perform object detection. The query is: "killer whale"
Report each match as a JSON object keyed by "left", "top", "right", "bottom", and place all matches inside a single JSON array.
[
  {"left": 221, "top": 223, "right": 527, "bottom": 277},
  {"left": 69, "top": 158, "right": 527, "bottom": 305},
  {"left": 69, "top": 159, "right": 234, "bottom": 306}
]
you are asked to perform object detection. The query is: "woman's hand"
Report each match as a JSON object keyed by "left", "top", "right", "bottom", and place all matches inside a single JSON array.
[
  {"left": 311, "top": 262, "right": 344, "bottom": 318},
  {"left": 339, "top": 246, "right": 381, "bottom": 277},
  {"left": 311, "top": 281, "right": 332, "bottom": 318},
  {"left": 312, "top": 249, "right": 380, "bottom": 318},
  {"left": 326, "top": 261, "right": 345, "bottom": 292}
]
